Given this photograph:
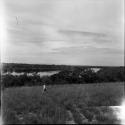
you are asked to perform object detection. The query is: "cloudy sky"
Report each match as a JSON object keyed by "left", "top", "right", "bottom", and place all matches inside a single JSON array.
[{"left": 2, "top": 0, "right": 124, "bottom": 66}]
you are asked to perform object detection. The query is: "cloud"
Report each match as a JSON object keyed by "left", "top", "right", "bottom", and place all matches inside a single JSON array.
[
  {"left": 3, "top": 0, "right": 124, "bottom": 66},
  {"left": 60, "top": 30, "right": 107, "bottom": 38}
]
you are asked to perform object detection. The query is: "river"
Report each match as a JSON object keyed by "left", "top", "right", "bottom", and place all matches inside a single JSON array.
[{"left": 3, "top": 71, "right": 60, "bottom": 77}]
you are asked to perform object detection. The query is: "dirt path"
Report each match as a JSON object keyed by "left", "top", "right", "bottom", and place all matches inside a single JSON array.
[
  {"left": 75, "top": 107, "right": 89, "bottom": 124},
  {"left": 66, "top": 110, "right": 76, "bottom": 124}
]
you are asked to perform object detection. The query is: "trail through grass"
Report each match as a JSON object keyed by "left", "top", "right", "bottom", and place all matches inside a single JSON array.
[{"left": 66, "top": 110, "right": 76, "bottom": 124}]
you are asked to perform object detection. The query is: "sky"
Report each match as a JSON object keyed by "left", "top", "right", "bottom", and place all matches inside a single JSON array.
[{"left": 1, "top": 0, "right": 124, "bottom": 66}]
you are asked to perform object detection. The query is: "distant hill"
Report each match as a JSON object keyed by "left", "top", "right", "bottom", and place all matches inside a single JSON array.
[{"left": 2, "top": 63, "right": 124, "bottom": 73}]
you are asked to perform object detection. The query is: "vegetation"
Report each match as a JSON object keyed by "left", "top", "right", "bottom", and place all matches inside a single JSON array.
[
  {"left": 1, "top": 66, "right": 124, "bottom": 88},
  {"left": 1, "top": 63, "right": 124, "bottom": 124},
  {"left": 2, "top": 63, "right": 75, "bottom": 72},
  {"left": 2, "top": 63, "right": 124, "bottom": 73},
  {"left": 2, "top": 83, "right": 124, "bottom": 124}
]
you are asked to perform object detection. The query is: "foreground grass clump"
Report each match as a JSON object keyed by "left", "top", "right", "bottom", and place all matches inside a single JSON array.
[
  {"left": 2, "top": 87, "right": 67, "bottom": 124},
  {"left": 2, "top": 82, "right": 124, "bottom": 124}
]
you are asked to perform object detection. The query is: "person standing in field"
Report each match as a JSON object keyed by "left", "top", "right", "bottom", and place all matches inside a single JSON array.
[
  {"left": 42, "top": 76, "right": 48, "bottom": 94},
  {"left": 42, "top": 83, "right": 47, "bottom": 94},
  {"left": 43, "top": 84, "right": 47, "bottom": 91}
]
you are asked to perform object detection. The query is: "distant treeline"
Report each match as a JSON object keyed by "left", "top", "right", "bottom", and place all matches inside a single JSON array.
[
  {"left": 1, "top": 66, "right": 124, "bottom": 88},
  {"left": 2, "top": 63, "right": 123, "bottom": 73}
]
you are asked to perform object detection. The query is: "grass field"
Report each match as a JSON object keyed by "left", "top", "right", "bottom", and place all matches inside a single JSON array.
[{"left": 2, "top": 82, "right": 124, "bottom": 124}]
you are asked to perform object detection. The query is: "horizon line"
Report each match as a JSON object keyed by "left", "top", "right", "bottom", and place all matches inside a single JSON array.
[{"left": 1, "top": 62, "right": 124, "bottom": 67}]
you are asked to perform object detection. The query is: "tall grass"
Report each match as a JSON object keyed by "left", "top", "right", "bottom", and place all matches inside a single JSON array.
[{"left": 2, "top": 82, "right": 124, "bottom": 124}]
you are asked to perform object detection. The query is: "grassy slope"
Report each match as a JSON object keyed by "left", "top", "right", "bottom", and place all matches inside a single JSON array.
[{"left": 2, "top": 82, "right": 124, "bottom": 124}]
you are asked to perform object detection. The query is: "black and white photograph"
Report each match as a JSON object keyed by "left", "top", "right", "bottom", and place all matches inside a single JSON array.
[{"left": 0, "top": 0, "right": 125, "bottom": 124}]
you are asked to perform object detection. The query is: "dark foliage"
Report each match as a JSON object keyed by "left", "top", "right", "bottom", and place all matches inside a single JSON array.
[
  {"left": 50, "top": 67, "right": 124, "bottom": 84},
  {"left": 1, "top": 66, "right": 124, "bottom": 88}
]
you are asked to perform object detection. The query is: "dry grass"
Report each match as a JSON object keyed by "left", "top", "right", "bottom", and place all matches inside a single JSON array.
[{"left": 2, "top": 82, "right": 124, "bottom": 124}]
